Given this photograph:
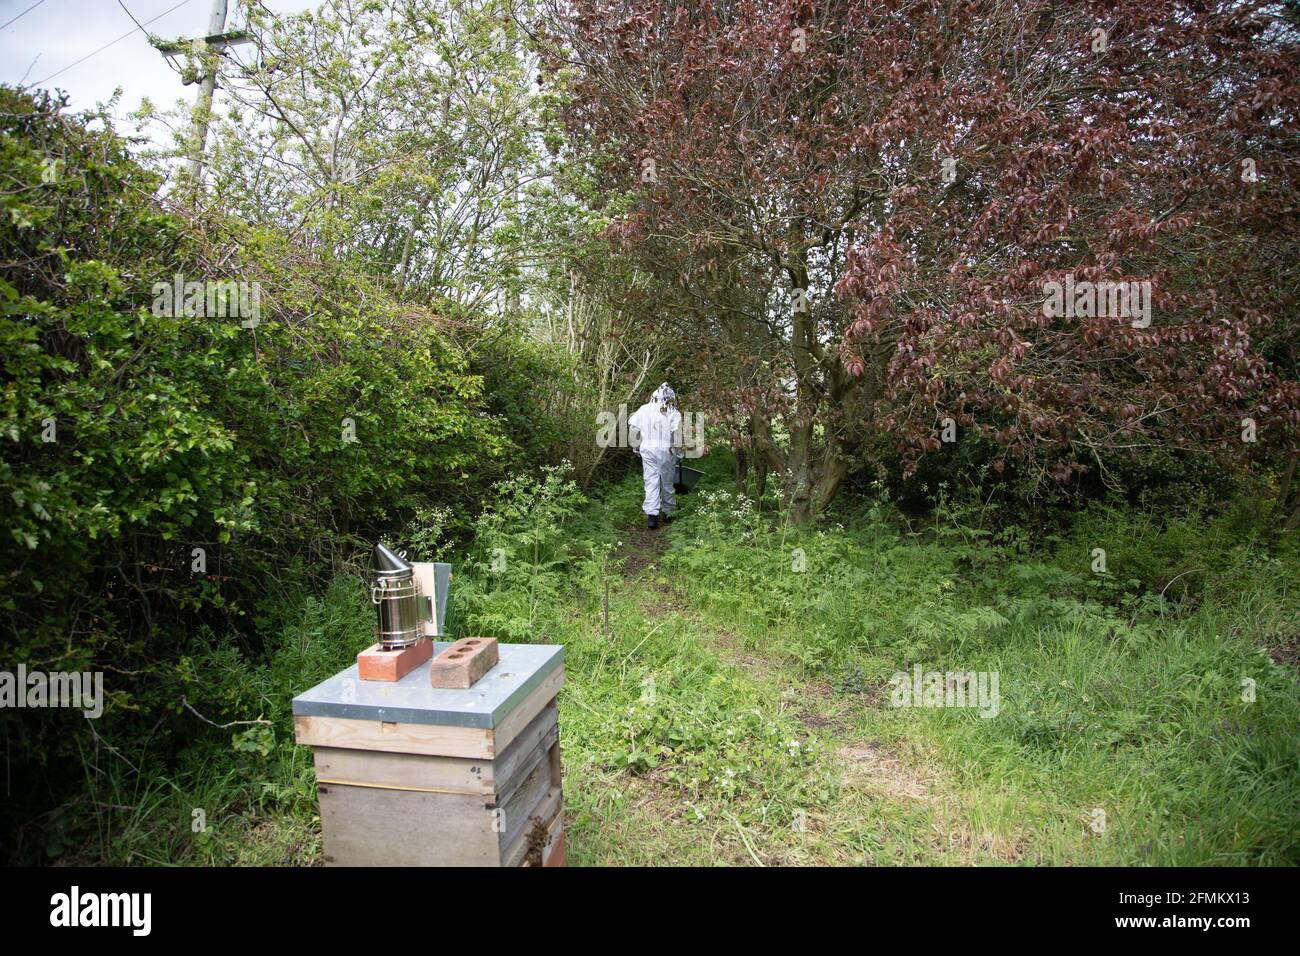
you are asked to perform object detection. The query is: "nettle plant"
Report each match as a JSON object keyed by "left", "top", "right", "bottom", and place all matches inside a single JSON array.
[
  {"left": 456, "top": 464, "right": 589, "bottom": 640},
  {"left": 543, "top": 0, "right": 1299, "bottom": 517}
]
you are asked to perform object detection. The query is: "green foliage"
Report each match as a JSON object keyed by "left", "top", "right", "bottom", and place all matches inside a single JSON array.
[
  {"left": 0, "top": 86, "right": 571, "bottom": 853},
  {"left": 31, "top": 451, "right": 1299, "bottom": 866},
  {"left": 3, "top": 15, "right": 1296, "bottom": 864},
  {"left": 41, "top": 573, "right": 370, "bottom": 865},
  {"left": 468, "top": 335, "right": 594, "bottom": 486},
  {"left": 662, "top": 466, "right": 1300, "bottom": 864},
  {"left": 193, "top": 0, "right": 543, "bottom": 310},
  {"left": 454, "top": 463, "right": 596, "bottom": 640}
]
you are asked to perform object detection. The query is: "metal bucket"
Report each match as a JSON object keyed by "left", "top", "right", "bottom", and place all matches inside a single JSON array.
[
  {"left": 372, "top": 543, "right": 421, "bottom": 649},
  {"left": 674, "top": 463, "right": 704, "bottom": 494}
]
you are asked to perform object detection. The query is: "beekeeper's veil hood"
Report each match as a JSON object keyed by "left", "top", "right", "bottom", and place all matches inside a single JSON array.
[{"left": 651, "top": 383, "right": 676, "bottom": 408}]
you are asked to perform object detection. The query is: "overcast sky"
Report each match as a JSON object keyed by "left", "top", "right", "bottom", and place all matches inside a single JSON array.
[{"left": 1, "top": 0, "right": 316, "bottom": 124}]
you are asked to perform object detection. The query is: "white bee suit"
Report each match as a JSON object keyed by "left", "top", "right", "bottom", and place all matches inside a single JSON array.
[{"left": 629, "top": 384, "right": 682, "bottom": 517}]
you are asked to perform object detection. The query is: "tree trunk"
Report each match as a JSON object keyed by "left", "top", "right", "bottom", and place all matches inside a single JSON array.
[
  {"left": 813, "top": 445, "right": 848, "bottom": 516},
  {"left": 734, "top": 444, "right": 749, "bottom": 494},
  {"left": 749, "top": 412, "right": 779, "bottom": 504},
  {"left": 785, "top": 424, "right": 849, "bottom": 522},
  {"left": 786, "top": 246, "right": 818, "bottom": 522},
  {"left": 1277, "top": 452, "right": 1297, "bottom": 522}
]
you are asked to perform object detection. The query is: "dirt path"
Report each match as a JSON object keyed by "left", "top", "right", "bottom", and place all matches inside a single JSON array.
[{"left": 614, "top": 520, "right": 668, "bottom": 578}]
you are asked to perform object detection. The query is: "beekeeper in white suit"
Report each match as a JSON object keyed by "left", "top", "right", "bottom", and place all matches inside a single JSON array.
[{"left": 628, "top": 383, "right": 682, "bottom": 529}]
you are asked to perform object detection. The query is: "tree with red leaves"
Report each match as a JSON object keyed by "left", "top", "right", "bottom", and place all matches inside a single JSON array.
[{"left": 541, "top": 0, "right": 1298, "bottom": 521}]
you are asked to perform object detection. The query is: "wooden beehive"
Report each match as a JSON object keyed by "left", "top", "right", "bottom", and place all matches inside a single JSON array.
[{"left": 292, "top": 642, "right": 565, "bottom": 866}]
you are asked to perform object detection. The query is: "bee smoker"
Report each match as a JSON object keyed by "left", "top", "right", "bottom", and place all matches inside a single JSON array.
[
  {"left": 371, "top": 543, "right": 424, "bottom": 650},
  {"left": 360, "top": 542, "right": 451, "bottom": 681}
]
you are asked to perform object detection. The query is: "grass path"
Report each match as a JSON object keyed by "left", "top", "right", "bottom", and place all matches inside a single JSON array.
[
  {"left": 563, "top": 506, "right": 1025, "bottom": 866},
  {"left": 556, "top": 469, "right": 1300, "bottom": 866}
]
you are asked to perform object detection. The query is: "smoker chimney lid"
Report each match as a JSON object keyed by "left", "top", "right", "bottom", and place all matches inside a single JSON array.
[{"left": 374, "top": 542, "right": 412, "bottom": 579}]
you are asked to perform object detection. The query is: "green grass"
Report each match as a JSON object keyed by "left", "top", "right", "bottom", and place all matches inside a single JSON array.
[
  {"left": 658, "top": 459, "right": 1300, "bottom": 865},
  {"left": 57, "top": 459, "right": 1300, "bottom": 866}
]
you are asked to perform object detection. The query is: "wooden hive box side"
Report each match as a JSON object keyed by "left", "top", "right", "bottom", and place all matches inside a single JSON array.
[
  {"left": 292, "top": 646, "right": 566, "bottom": 866},
  {"left": 318, "top": 785, "right": 502, "bottom": 866},
  {"left": 311, "top": 746, "right": 495, "bottom": 796}
]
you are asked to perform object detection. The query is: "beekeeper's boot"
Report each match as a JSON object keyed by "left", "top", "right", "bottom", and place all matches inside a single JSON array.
[{"left": 647, "top": 513, "right": 659, "bottom": 529}]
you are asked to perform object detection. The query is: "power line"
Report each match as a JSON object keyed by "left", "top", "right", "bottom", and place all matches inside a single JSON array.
[
  {"left": 118, "top": 0, "right": 182, "bottom": 72},
  {"left": 115, "top": 0, "right": 148, "bottom": 34},
  {"left": 0, "top": 0, "right": 49, "bottom": 33},
  {"left": 31, "top": 0, "right": 198, "bottom": 87}
]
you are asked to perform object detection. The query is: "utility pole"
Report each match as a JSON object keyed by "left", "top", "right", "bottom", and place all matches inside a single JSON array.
[{"left": 153, "top": 0, "right": 251, "bottom": 185}]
